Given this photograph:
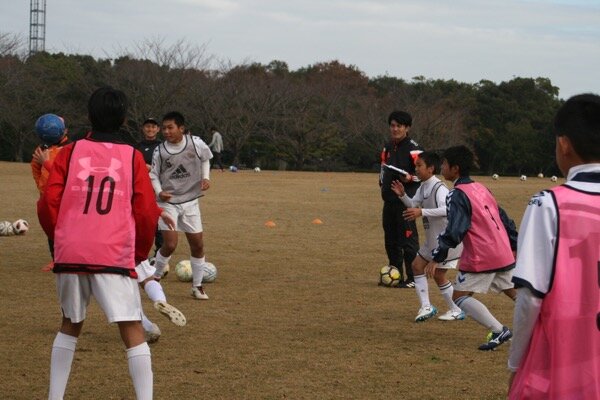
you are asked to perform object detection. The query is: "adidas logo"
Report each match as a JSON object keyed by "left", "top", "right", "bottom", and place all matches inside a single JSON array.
[{"left": 169, "top": 165, "right": 191, "bottom": 180}]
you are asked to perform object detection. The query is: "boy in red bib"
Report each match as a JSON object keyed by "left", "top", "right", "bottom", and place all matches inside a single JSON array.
[
  {"left": 38, "top": 87, "right": 173, "bottom": 400},
  {"left": 508, "top": 94, "right": 600, "bottom": 399}
]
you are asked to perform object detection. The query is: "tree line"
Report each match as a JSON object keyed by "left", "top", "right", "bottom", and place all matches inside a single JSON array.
[{"left": 0, "top": 35, "right": 564, "bottom": 175}]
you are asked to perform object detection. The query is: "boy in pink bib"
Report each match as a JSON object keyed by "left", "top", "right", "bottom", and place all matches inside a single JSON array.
[{"left": 508, "top": 94, "right": 600, "bottom": 399}]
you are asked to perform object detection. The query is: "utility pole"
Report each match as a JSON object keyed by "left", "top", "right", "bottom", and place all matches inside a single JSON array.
[{"left": 29, "top": 0, "right": 46, "bottom": 56}]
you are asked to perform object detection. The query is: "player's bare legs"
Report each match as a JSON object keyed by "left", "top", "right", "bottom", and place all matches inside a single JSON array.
[{"left": 503, "top": 287, "right": 517, "bottom": 301}]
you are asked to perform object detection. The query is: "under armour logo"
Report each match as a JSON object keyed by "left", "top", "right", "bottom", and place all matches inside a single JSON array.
[{"left": 77, "top": 157, "right": 122, "bottom": 182}]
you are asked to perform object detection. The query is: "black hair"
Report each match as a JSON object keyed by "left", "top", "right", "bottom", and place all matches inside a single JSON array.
[
  {"left": 554, "top": 93, "right": 600, "bottom": 162},
  {"left": 418, "top": 151, "right": 441, "bottom": 174},
  {"left": 388, "top": 111, "right": 412, "bottom": 127},
  {"left": 443, "top": 145, "right": 474, "bottom": 177},
  {"left": 88, "top": 86, "right": 128, "bottom": 132},
  {"left": 162, "top": 111, "right": 185, "bottom": 127}
]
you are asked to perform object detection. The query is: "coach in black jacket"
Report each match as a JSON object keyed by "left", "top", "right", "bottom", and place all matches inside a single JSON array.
[{"left": 379, "top": 111, "right": 424, "bottom": 287}]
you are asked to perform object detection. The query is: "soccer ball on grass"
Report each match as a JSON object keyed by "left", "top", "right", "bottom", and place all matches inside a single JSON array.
[
  {"left": 12, "top": 219, "right": 29, "bottom": 235},
  {"left": 520, "top": 175, "right": 527, "bottom": 181},
  {"left": 175, "top": 260, "right": 193, "bottom": 282},
  {"left": 379, "top": 265, "right": 401, "bottom": 287},
  {"left": 492, "top": 174, "right": 499, "bottom": 180},
  {"left": 203, "top": 262, "right": 218, "bottom": 283}
]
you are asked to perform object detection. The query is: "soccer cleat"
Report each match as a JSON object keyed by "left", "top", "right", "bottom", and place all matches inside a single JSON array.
[
  {"left": 478, "top": 326, "right": 513, "bottom": 351},
  {"left": 144, "top": 323, "right": 161, "bottom": 344},
  {"left": 438, "top": 310, "right": 466, "bottom": 321},
  {"left": 154, "top": 301, "right": 187, "bottom": 326},
  {"left": 191, "top": 286, "right": 209, "bottom": 300},
  {"left": 397, "top": 279, "right": 416, "bottom": 289},
  {"left": 415, "top": 305, "right": 438, "bottom": 322}
]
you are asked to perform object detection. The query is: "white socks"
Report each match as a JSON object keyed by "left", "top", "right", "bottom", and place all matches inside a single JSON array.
[
  {"left": 190, "top": 256, "right": 206, "bottom": 287},
  {"left": 127, "top": 342, "right": 153, "bottom": 400},
  {"left": 144, "top": 280, "right": 166, "bottom": 303},
  {"left": 438, "top": 281, "right": 461, "bottom": 313},
  {"left": 141, "top": 312, "right": 154, "bottom": 332},
  {"left": 49, "top": 332, "right": 78, "bottom": 400},
  {"left": 455, "top": 296, "right": 503, "bottom": 332},
  {"left": 413, "top": 274, "right": 430, "bottom": 307},
  {"left": 154, "top": 250, "right": 171, "bottom": 277}
]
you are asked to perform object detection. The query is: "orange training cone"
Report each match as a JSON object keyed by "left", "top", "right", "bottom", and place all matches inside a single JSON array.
[
  {"left": 312, "top": 218, "right": 323, "bottom": 225},
  {"left": 264, "top": 220, "right": 276, "bottom": 228}
]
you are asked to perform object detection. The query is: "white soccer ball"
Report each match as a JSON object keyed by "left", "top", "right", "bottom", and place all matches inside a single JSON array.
[
  {"left": 537, "top": 173, "right": 544, "bottom": 178},
  {"left": 520, "top": 175, "right": 527, "bottom": 181},
  {"left": 203, "top": 262, "right": 218, "bottom": 283},
  {"left": 379, "top": 265, "right": 401, "bottom": 287},
  {"left": 229, "top": 165, "right": 238, "bottom": 172},
  {"left": 550, "top": 175, "right": 558, "bottom": 182},
  {"left": 492, "top": 174, "right": 499, "bottom": 180},
  {"left": 12, "top": 219, "right": 29, "bottom": 235},
  {"left": 254, "top": 167, "right": 261, "bottom": 173},
  {"left": 175, "top": 260, "right": 193, "bottom": 282}
]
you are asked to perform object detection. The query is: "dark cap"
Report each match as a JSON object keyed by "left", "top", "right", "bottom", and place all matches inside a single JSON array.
[{"left": 142, "top": 118, "right": 159, "bottom": 126}]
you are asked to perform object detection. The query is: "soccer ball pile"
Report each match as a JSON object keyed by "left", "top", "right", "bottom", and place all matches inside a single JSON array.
[{"left": 379, "top": 265, "right": 401, "bottom": 287}]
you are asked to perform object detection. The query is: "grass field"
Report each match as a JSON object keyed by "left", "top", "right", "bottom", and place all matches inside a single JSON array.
[{"left": 0, "top": 161, "right": 560, "bottom": 399}]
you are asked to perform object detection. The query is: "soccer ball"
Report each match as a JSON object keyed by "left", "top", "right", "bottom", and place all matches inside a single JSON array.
[
  {"left": 520, "top": 175, "right": 527, "bottom": 181},
  {"left": 379, "top": 265, "right": 401, "bottom": 287},
  {"left": 229, "top": 165, "right": 238, "bottom": 172},
  {"left": 175, "top": 260, "right": 193, "bottom": 282},
  {"left": 492, "top": 174, "right": 499, "bottom": 180},
  {"left": 550, "top": 176, "right": 558, "bottom": 182},
  {"left": 35, "top": 114, "right": 65, "bottom": 145},
  {"left": 254, "top": 167, "right": 261, "bottom": 173},
  {"left": 203, "top": 262, "right": 217, "bottom": 283},
  {"left": 537, "top": 173, "right": 544, "bottom": 178},
  {"left": 148, "top": 257, "right": 169, "bottom": 278},
  {"left": 12, "top": 219, "right": 29, "bottom": 235}
]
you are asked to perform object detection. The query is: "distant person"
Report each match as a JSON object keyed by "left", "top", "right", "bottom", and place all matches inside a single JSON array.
[
  {"left": 379, "top": 111, "right": 423, "bottom": 288},
  {"left": 150, "top": 112, "right": 214, "bottom": 300},
  {"left": 391, "top": 151, "right": 464, "bottom": 322},
  {"left": 208, "top": 126, "right": 224, "bottom": 171},
  {"left": 508, "top": 94, "right": 600, "bottom": 399},
  {"left": 31, "top": 113, "right": 69, "bottom": 271},
  {"left": 427, "top": 145, "right": 518, "bottom": 351},
  {"left": 38, "top": 87, "right": 173, "bottom": 399},
  {"left": 135, "top": 118, "right": 164, "bottom": 255}
]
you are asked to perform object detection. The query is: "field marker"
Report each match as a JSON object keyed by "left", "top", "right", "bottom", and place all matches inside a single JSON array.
[{"left": 264, "top": 220, "right": 276, "bottom": 228}]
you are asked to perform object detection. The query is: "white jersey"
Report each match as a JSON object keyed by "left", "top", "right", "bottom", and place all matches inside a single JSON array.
[
  {"left": 400, "top": 175, "right": 463, "bottom": 262},
  {"left": 513, "top": 163, "right": 600, "bottom": 294},
  {"left": 509, "top": 163, "right": 600, "bottom": 372},
  {"left": 150, "top": 134, "right": 212, "bottom": 204}
]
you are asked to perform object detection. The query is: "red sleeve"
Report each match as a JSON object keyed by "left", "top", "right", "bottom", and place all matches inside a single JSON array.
[
  {"left": 132, "top": 150, "right": 162, "bottom": 263},
  {"left": 37, "top": 144, "right": 74, "bottom": 240}
]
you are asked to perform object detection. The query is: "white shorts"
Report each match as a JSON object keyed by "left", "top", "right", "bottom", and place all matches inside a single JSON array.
[
  {"left": 453, "top": 269, "right": 514, "bottom": 294},
  {"left": 135, "top": 260, "right": 156, "bottom": 283},
  {"left": 158, "top": 199, "right": 202, "bottom": 233},
  {"left": 56, "top": 273, "right": 142, "bottom": 324},
  {"left": 417, "top": 250, "right": 459, "bottom": 270}
]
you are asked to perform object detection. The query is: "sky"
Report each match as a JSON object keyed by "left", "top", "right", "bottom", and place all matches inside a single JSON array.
[{"left": 1, "top": 0, "right": 599, "bottom": 98}]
